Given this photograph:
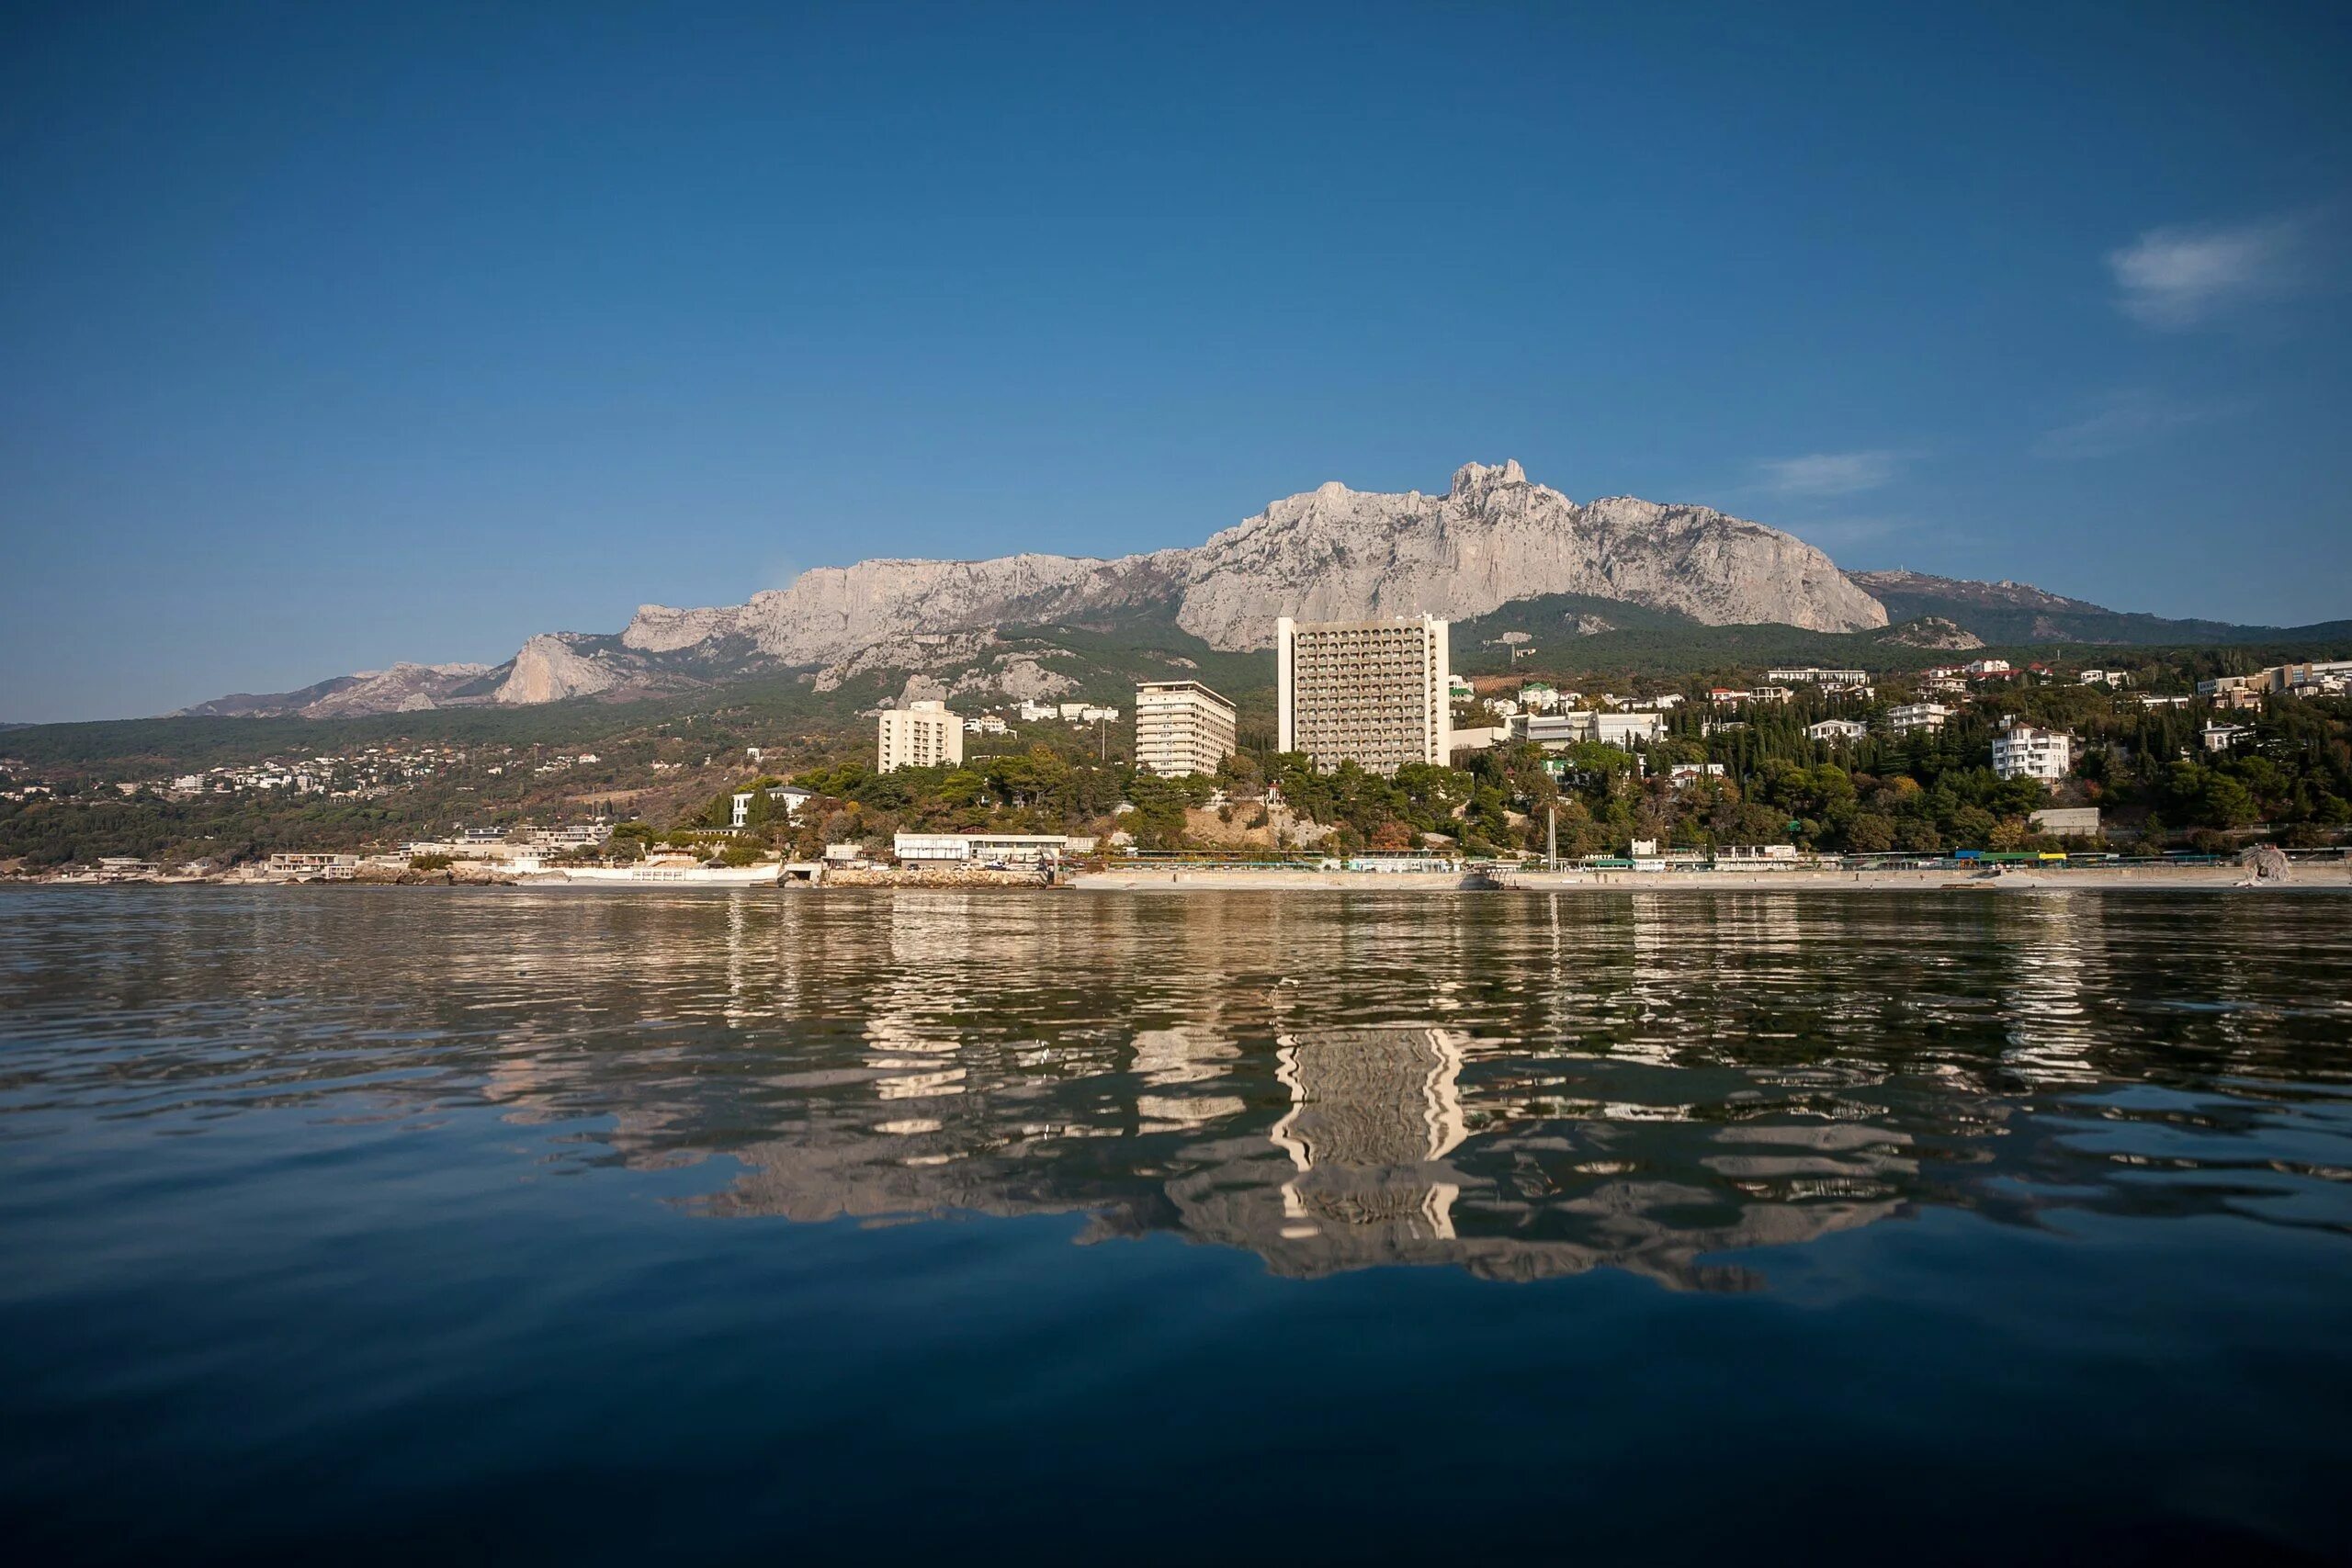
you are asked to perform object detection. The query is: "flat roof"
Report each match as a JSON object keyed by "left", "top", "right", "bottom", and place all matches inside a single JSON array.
[{"left": 1134, "top": 678, "right": 1234, "bottom": 705}]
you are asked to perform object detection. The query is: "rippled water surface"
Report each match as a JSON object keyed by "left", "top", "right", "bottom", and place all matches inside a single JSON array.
[{"left": 4, "top": 886, "right": 2350, "bottom": 1562}]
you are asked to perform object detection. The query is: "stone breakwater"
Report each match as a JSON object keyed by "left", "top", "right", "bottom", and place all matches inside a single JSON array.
[{"left": 821, "top": 866, "right": 1056, "bottom": 889}]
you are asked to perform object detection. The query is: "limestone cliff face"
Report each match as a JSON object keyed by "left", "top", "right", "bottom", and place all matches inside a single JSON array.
[
  {"left": 493, "top": 635, "right": 621, "bottom": 705},
  {"left": 1170, "top": 461, "right": 1884, "bottom": 646},
  {"left": 617, "top": 459, "right": 1883, "bottom": 669},
  {"left": 623, "top": 553, "right": 1180, "bottom": 665}
]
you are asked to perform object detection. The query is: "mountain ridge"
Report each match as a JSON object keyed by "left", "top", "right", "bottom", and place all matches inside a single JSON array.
[
  {"left": 164, "top": 463, "right": 2335, "bottom": 721},
  {"left": 175, "top": 460, "right": 1883, "bottom": 717}
]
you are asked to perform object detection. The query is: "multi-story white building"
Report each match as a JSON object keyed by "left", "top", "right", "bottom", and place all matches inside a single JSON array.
[
  {"left": 1992, "top": 720, "right": 2073, "bottom": 783},
  {"left": 1767, "top": 667, "right": 1869, "bottom": 685},
  {"left": 730, "top": 785, "right": 814, "bottom": 828},
  {"left": 877, "top": 701, "right": 964, "bottom": 773},
  {"left": 1518, "top": 682, "right": 1562, "bottom": 712},
  {"left": 1277, "top": 615, "right": 1451, "bottom": 775},
  {"left": 1133, "top": 680, "right": 1237, "bottom": 777},
  {"left": 2201, "top": 721, "right": 2253, "bottom": 752},
  {"left": 1806, "top": 718, "right": 1869, "bottom": 741},
  {"left": 1508, "top": 711, "right": 1668, "bottom": 750},
  {"left": 1888, "top": 702, "right": 1954, "bottom": 734}
]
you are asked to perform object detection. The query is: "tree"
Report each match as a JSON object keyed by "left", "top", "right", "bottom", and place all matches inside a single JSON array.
[{"left": 1845, "top": 813, "right": 1896, "bottom": 852}]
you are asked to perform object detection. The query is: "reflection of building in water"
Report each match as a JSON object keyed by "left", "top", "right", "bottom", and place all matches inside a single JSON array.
[
  {"left": 1272, "top": 1029, "right": 1468, "bottom": 1241},
  {"left": 2001, "top": 895, "right": 2103, "bottom": 1085}
]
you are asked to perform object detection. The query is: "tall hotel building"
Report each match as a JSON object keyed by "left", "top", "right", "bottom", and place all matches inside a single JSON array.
[
  {"left": 1275, "top": 615, "right": 1452, "bottom": 774},
  {"left": 1133, "top": 680, "right": 1238, "bottom": 777},
  {"left": 877, "top": 700, "right": 964, "bottom": 773}
]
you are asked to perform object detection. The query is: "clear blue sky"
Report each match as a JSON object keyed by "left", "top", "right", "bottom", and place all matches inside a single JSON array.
[{"left": 4, "top": 1, "right": 2348, "bottom": 720}]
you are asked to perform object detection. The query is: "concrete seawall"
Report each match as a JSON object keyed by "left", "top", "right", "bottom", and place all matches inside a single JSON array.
[{"left": 1069, "top": 863, "right": 2350, "bottom": 894}]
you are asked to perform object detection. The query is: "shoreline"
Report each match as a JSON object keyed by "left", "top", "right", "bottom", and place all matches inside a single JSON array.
[
  {"left": 9, "top": 862, "right": 2346, "bottom": 895},
  {"left": 1070, "top": 863, "right": 2347, "bottom": 893}
]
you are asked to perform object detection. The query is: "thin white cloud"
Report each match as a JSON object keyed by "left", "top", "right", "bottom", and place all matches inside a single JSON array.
[
  {"left": 2108, "top": 215, "right": 2307, "bottom": 328},
  {"left": 1756, "top": 450, "right": 1907, "bottom": 498},
  {"left": 2034, "top": 389, "right": 2234, "bottom": 460}
]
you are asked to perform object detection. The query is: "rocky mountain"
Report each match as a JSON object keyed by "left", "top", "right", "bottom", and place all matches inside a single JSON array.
[
  {"left": 1849, "top": 570, "right": 2261, "bottom": 646},
  {"left": 181, "top": 463, "right": 2340, "bottom": 722},
  {"left": 177, "top": 662, "right": 498, "bottom": 719},
  {"left": 619, "top": 460, "right": 1884, "bottom": 668},
  {"left": 179, "top": 461, "right": 1887, "bottom": 716}
]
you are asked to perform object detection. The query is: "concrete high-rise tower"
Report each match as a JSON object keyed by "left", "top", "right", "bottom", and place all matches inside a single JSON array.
[{"left": 1275, "top": 615, "right": 1451, "bottom": 775}]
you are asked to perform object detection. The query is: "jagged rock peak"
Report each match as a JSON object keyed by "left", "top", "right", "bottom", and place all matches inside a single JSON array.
[{"left": 1451, "top": 458, "right": 1529, "bottom": 494}]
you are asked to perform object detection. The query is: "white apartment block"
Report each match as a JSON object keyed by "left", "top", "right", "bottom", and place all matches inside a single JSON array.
[
  {"left": 1509, "top": 710, "right": 1668, "bottom": 749},
  {"left": 1133, "top": 680, "right": 1237, "bottom": 777},
  {"left": 1277, "top": 615, "right": 1451, "bottom": 775},
  {"left": 1992, "top": 721, "right": 2073, "bottom": 783},
  {"left": 1767, "top": 667, "right": 1869, "bottom": 684},
  {"left": 1888, "top": 702, "right": 1953, "bottom": 734},
  {"left": 877, "top": 701, "right": 964, "bottom": 773}
]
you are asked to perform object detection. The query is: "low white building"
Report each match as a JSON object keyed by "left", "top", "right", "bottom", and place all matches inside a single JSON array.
[
  {"left": 731, "top": 785, "right": 814, "bottom": 828},
  {"left": 1767, "top": 667, "right": 1869, "bottom": 685},
  {"left": 2078, "top": 669, "right": 2131, "bottom": 688},
  {"left": 894, "top": 832, "right": 1070, "bottom": 865},
  {"left": 2201, "top": 721, "right": 2253, "bottom": 753},
  {"left": 1806, "top": 718, "right": 1868, "bottom": 742},
  {"left": 266, "top": 852, "right": 361, "bottom": 879},
  {"left": 1888, "top": 703, "right": 1954, "bottom": 734},
  {"left": 1992, "top": 720, "right": 2073, "bottom": 783},
  {"left": 1510, "top": 711, "right": 1668, "bottom": 750}
]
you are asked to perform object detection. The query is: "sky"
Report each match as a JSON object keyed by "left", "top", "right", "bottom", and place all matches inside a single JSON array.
[{"left": 3, "top": 1, "right": 2348, "bottom": 721}]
